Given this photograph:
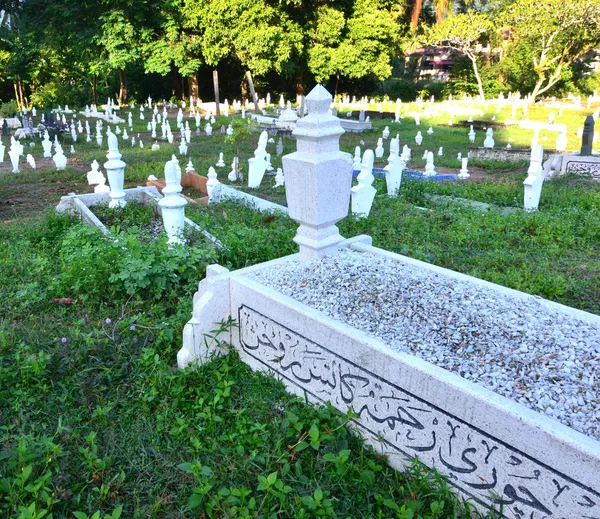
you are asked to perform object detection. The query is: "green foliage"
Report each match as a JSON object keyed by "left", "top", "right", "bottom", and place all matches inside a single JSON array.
[
  {"left": 500, "top": 0, "right": 600, "bottom": 98},
  {"left": 0, "top": 99, "right": 18, "bottom": 117},
  {"left": 376, "top": 78, "right": 417, "bottom": 101},
  {"left": 52, "top": 221, "right": 218, "bottom": 303},
  {"left": 0, "top": 212, "right": 489, "bottom": 517},
  {"left": 425, "top": 11, "right": 494, "bottom": 99}
]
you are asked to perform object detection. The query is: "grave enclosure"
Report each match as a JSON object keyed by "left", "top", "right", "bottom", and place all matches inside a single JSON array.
[{"left": 178, "top": 86, "right": 600, "bottom": 519}]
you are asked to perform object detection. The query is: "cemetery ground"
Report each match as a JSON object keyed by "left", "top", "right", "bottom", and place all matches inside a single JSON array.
[{"left": 1, "top": 103, "right": 600, "bottom": 519}]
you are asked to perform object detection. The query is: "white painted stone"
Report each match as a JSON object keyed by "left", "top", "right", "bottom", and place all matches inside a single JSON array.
[
  {"left": 415, "top": 131, "right": 423, "bottom": 145},
  {"left": 273, "top": 167, "right": 285, "bottom": 187},
  {"left": 282, "top": 84, "right": 353, "bottom": 260},
  {"left": 457, "top": 157, "right": 470, "bottom": 180},
  {"left": 26, "top": 154, "right": 36, "bottom": 169},
  {"left": 227, "top": 156, "right": 239, "bottom": 182},
  {"left": 52, "top": 144, "right": 66, "bottom": 171},
  {"left": 468, "top": 125, "right": 476, "bottom": 144},
  {"left": 555, "top": 129, "right": 568, "bottom": 152},
  {"left": 375, "top": 138, "right": 384, "bottom": 158},
  {"left": 382, "top": 126, "right": 390, "bottom": 139},
  {"left": 42, "top": 131, "right": 52, "bottom": 158},
  {"left": 179, "top": 246, "right": 600, "bottom": 519},
  {"left": 483, "top": 128, "right": 495, "bottom": 148},
  {"left": 104, "top": 133, "right": 127, "bottom": 208},
  {"left": 178, "top": 137, "right": 188, "bottom": 156},
  {"left": 423, "top": 151, "right": 436, "bottom": 176},
  {"left": 86, "top": 160, "right": 101, "bottom": 184},
  {"left": 351, "top": 150, "right": 376, "bottom": 217},
  {"left": 206, "top": 166, "right": 221, "bottom": 204},
  {"left": 353, "top": 146, "right": 361, "bottom": 171},
  {"left": 159, "top": 157, "right": 187, "bottom": 244},
  {"left": 247, "top": 131, "right": 268, "bottom": 189},
  {"left": 384, "top": 137, "right": 404, "bottom": 197},
  {"left": 523, "top": 144, "right": 545, "bottom": 211},
  {"left": 427, "top": 125, "right": 433, "bottom": 136}
]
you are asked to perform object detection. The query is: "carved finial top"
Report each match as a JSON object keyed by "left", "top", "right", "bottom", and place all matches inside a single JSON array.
[
  {"left": 108, "top": 133, "right": 118, "bottom": 152},
  {"left": 207, "top": 166, "right": 217, "bottom": 179},
  {"left": 362, "top": 149, "right": 374, "bottom": 170},
  {"left": 164, "top": 158, "right": 179, "bottom": 183},
  {"left": 305, "top": 84, "right": 332, "bottom": 115}
]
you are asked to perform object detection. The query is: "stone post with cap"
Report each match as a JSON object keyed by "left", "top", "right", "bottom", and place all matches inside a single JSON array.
[{"left": 282, "top": 84, "right": 353, "bottom": 261}]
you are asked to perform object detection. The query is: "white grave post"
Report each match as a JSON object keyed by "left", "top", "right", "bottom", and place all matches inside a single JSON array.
[
  {"left": 375, "top": 138, "right": 384, "bottom": 158},
  {"left": 555, "top": 129, "right": 568, "bottom": 152},
  {"left": 384, "top": 137, "right": 404, "bottom": 196},
  {"left": 159, "top": 158, "right": 187, "bottom": 244},
  {"left": 104, "top": 133, "right": 127, "bottom": 208},
  {"left": 216, "top": 152, "right": 225, "bottom": 167},
  {"left": 523, "top": 144, "right": 545, "bottom": 211},
  {"left": 87, "top": 159, "right": 101, "bottom": 185},
  {"left": 415, "top": 131, "right": 423, "bottom": 145},
  {"left": 52, "top": 143, "right": 67, "bottom": 171},
  {"left": 468, "top": 125, "right": 476, "bottom": 144},
  {"left": 42, "top": 131, "right": 52, "bottom": 158},
  {"left": 273, "top": 168, "right": 285, "bottom": 188},
  {"left": 457, "top": 157, "right": 470, "bottom": 180},
  {"left": 351, "top": 150, "right": 377, "bottom": 217},
  {"left": 26, "top": 154, "right": 36, "bottom": 169},
  {"left": 282, "top": 84, "right": 353, "bottom": 260},
  {"left": 227, "top": 156, "right": 239, "bottom": 182},
  {"left": 206, "top": 166, "right": 221, "bottom": 204},
  {"left": 483, "top": 128, "right": 495, "bottom": 148},
  {"left": 247, "top": 131, "right": 269, "bottom": 188},
  {"left": 353, "top": 146, "right": 361, "bottom": 171},
  {"left": 423, "top": 151, "right": 436, "bottom": 176}
]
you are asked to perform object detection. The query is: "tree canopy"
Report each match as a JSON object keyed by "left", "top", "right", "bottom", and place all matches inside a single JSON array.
[{"left": 0, "top": 0, "right": 598, "bottom": 107}]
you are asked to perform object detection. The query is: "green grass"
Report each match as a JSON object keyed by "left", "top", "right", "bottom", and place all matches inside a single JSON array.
[
  {"left": 1, "top": 99, "right": 596, "bottom": 223},
  {"left": 1, "top": 102, "right": 599, "bottom": 518},
  {"left": 0, "top": 214, "right": 492, "bottom": 519}
]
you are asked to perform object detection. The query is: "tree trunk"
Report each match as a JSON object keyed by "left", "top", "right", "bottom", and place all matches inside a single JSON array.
[
  {"left": 410, "top": 0, "right": 423, "bottom": 30},
  {"left": 118, "top": 69, "right": 128, "bottom": 105},
  {"left": 13, "top": 81, "right": 21, "bottom": 111},
  {"left": 470, "top": 56, "right": 485, "bottom": 101},
  {"left": 18, "top": 78, "right": 26, "bottom": 109},
  {"left": 187, "top": 73, "right": 199, "bottom": 98},
  {"left": 213, "top": 69, "right": 220, "bottom": 116},
  {"left": 245, "top": 70, "right": 259, "bottom": 110},
  {"left": 296, "top": 71, "right": 304, "bottom": 96}
]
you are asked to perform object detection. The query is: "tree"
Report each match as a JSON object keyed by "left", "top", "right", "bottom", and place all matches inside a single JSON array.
[
  {"left": 501, "top": 0, "right": 600, "bottom": 99},
  {"left": 425, "top": 10, "right": 493, "bottom": 99},
  {"left": 305, "top": 0, "right": 401, "bottom": 85},
  {"left": 142, "top": 1, "right": 203, "bottom": 97}
]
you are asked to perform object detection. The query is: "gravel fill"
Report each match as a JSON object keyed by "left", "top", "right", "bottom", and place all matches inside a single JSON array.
[{"left": 249, "top": 250, "right": 600, "bottom": 441}]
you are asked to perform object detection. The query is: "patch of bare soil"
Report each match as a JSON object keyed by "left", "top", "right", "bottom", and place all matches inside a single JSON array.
[{"left": 0, "top": 179, "right": 91, "bottom": 222}]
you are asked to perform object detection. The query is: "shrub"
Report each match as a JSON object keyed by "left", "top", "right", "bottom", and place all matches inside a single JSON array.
[
  {"left": 0, "top": 100, "right": 18, "bottom": 118},
  {"left": 375, "top": 78, "right": 417, "bottom": 101}
]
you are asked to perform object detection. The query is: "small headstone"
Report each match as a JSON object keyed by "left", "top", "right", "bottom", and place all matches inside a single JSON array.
[
  {"left": 581, "top": 115, "right": 594, "bottom": 156},
  {"left": 273, "top": 168, "right": 285, "bottom": 188},
  {"left": 358, "top": 110, "right": 365, "bottom": 123},
  {"left": 2, "top": 119, "right": 7, "bottom": 136}
]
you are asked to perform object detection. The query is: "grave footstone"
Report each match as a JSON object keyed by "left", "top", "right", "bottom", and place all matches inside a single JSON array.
[
  {"left": 2, "top": 119, "right": 7, "bottom": 136},
  {"left": 581, "top": 115, "right": 594, "bottom": 156}
]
